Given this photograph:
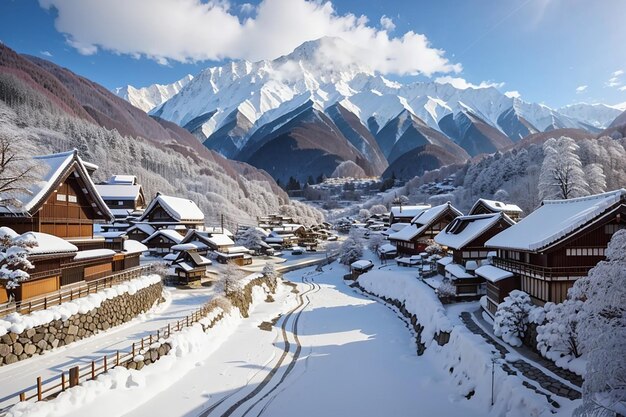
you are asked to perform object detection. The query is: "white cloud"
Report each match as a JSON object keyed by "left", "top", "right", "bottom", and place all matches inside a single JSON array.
[
  {"left": 40, "top": 50, "right": 53, "bottom": 57},
  {"left": 380, "top": 15, "right": 395, "bottom": 32},
  {"left": 575, "top": 85, "right": 587, "bottom": 93},
  {"left": 38, "top": 0, "right": 460, "bottom": 76},
  {"left": 607, "top": 77, "right": 622, "bottom": 88},
  {"left": 612, "top": 69, "right": 624, "bottom": 77},
  {"left": 504, "top": 90, "right": 521, "bottom": 99},
  {"left": 240, "top": 3, "right": 255, "bottom": 14},
  {"left": 620, "top": 86, "right": 626, "bottom": 91},
  {"left": 435, "top": 76, "right": 504, "bottom": 90}
]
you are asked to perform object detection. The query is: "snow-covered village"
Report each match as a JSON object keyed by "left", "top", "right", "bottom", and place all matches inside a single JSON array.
[{"left": 0, "top": 1, "right": 625, "bottom": 417}]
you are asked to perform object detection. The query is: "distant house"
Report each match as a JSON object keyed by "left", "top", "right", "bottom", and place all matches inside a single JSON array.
[
  {"left": 142, "top": 229, "right": 184, "bottom": 254},
  {"left": 481, "top": 189, "right": 626, "bottom": 314},
  {"left": 125, "top": 223, "right": 156, "bottom": 243},
  {"left": 138, "top": 193, "right": 204, "bottom": 230},
  {"left": 95, "top": 175, "right": 146, "bottom": 220},
  {"left": 215, "top": 246, "right": 253, "bottom": 266},
  {"left": 389, "top": 203, "right": 462, "bottom": 255},
  {"left": 469, "top": 199, "right": 523, "bottom": 222},
  {"left": 434, "top": 213, "right": 514, "bottom": 297},
  {"left": 388, "top": 204, "right": 431, "bottom": 225},
  {"left": 170, "top": 250, "right": 212, "bottom": 284}
]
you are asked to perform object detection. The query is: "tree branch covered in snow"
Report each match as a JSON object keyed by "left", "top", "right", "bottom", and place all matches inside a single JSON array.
[
  {"left": 493, "top": 290, "right": 533, "bottom": 347},
  {"left": 0, "top": 227, "right": 36, "bottom": 292}
]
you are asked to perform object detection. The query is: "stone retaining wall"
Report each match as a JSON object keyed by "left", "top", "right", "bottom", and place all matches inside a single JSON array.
[
  {"left": 0, "top": 281, "right": 163, "bottom": 366},
  {"left": 353, "top": 282, "right": 450, "bottom": 355}
]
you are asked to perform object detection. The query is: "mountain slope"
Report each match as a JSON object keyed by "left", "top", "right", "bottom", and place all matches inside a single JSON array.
[{"left": 114, "top": 74, "right": 193, "bottom": 113}]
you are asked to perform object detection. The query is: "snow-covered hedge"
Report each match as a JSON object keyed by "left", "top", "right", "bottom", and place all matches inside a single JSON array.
[
  {"left": 358, "top": 270, "right": 452, "bottom": 346},
  {"left": 0, "top": 274, "right": 162, "bottom": 336},
  {"left": 493, "top": 290, "right": 533, "bottom": 347}
]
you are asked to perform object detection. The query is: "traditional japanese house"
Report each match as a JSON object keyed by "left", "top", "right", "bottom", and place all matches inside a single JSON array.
[
  {"left": 142, "top": 229, "right": 184, "bottom": 254},
  {"left": 215, "top": 246, "right": 253, "bottom": 266},
  {"left": 95, "top": 175, "right": 146, "bottom": 220},
  {"left": 388, "top": 204, "right": 431, "bottom": 225},
  {"left": 177, "top": 229, "right": 234, "bottom": 253},
  {"left": 170, "top": 249, "right": 212, "bottom": 284},
  {"left": 388, "top": 203, "right": 462, "bottom": 255},
  {"left": 469, "top": 199, "right": 523, "bottom": 222},
  {"left": 125, "top": 223, "right": 156, "bottom": 243},
  {"left": 137, "top": 193, "right": 204, "bottom": 231},
  {"left": 481, "top": 189, "right": 626, "bottom": 314},
  {"left": 0, "top": 150, "right": 115, "bottom": 249},
  {"left": 434, "top": 213, "right": 514, "bottom": 297}
]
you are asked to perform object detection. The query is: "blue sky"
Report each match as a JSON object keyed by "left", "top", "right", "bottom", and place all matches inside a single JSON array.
[{"left": 1, "top": 0, "right": 625, "bottom": 108}]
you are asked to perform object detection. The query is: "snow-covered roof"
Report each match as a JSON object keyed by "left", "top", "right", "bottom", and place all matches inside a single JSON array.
[
  {"left": 412, "top": 202, "right": 462, "bottom": 226},
  {"left": 123, "top": 239, "right": 148, "bottom": 254},
  {"left": 26, "top": 232, "right": 78, "bottom": 255},
  {"left": 223, "top": 246, "right": 252, "bottom": 254},
  {"left": 486, "top": 189, "right": 626, "bottom": 251},
  {"left": 390, "top": 205, "right": 431, "bottom": 218},
  {"left": 106, "top": 175, "right": 137, "bottom": 185},
  {"left": 207, "top": 234, "right": 234, "bottom": 247},
  {"left": 0, "top": 150, "right": 113, "bottom": 220},
  {"left": 264, "top": 237, "right": 284, "bottom": 244},
  {"left": 389, "top": 224, "right": 425, "bottom": 242},
  {"left": 351, "top": 260, "right": 373, "bottom": 270},
  {"left": 142, "top": 229, "right": 184, "bottom": 244},
  {"left": 378, "top": 243, "right": 397, "bottom": 254},
  {"left": 437, "top": 256, "right": 453, "bottom": 266},
  {"left": 204, "top": 227, "right": 234, "bottom": 237},
  {"left": 127, "top": 223, "right": 156, "bottom": 236},
  {"left": 170, "top": 241, "right": 208, "bottom": 251},
  {"left": 140, "top": 194, "right": 204, "bottom": 223},
  {"left": 475, "top": 265, "right": 514, "bottom": 283},
  {"left": 470, "top": 199, "right": 523, "bottom": 215},
  {"left": 445, "top": 263, "right": 474, "bottom": 279},
  {"left": 96, "top": 231, "right": 126, "bottom": 239},
  {"left": 435, "top": 213, "right": 512, "bottom": 250},
  {"left": 95, "top": 184, "right": 142, "bottom": 200},
  {"left": 73, "top": 249, "right": 116, "bottom": 261}
]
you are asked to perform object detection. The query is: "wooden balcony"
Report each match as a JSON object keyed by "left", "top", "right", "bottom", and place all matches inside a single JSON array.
[{"left": 492, "top": 257, "right": 592, "bottom": 281}]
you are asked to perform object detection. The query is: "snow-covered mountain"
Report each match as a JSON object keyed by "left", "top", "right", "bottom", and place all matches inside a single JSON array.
[
  {"left": 114, "top": 74, "right": 193, "bottom": 113},
  {"left": 118, "top": 37, "right": 621, "bottom": 182}
]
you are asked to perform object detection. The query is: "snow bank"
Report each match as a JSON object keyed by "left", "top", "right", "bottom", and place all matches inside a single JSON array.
[
  {"left": 6, "top": 278, "right": 278, "bottom": 417},
  {"left": 358, "top": 270, "right": 451, "bottom": 345},
  {"left": 0, "top": 275, "right": 162, "bottom": 337}
]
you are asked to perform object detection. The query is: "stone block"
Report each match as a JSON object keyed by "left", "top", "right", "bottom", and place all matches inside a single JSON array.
[
  {"left": 13, "top": 343, "right": 23, "bottom": 356},
  {"left": 67, "top": 325, "right": 79, "bottom": 335}
]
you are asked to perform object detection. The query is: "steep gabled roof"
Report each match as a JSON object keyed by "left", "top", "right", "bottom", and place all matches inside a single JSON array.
[
  {"left": 142, "top": 229, "right": 184, "bottom": 245},
  {"left": 390, "top": 205, "right": 431, "bottom": 218},
  {"left": 470, "top": 198, "right": 523, "bottom": 215},
  {"left": 435, "top": 213, "right": 513, "bottom": 250},
  {"left": 0, "top": 149, "right": 113, "bottom": 221},
  {"left": 139, "top": 194, "right": 204, "bottom": 223},
  {"left": 389, "top": 203, "right": 462, "bottom": 242},
  {"left": 486, "top": 189, "right": 626, "bottom": 251},
  {"left": 95, "top": 184, "right": 143, "bottom": 201}
]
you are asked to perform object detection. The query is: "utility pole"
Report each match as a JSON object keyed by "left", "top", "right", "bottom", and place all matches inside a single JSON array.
[
  {"left": 491, "top": 357, "right": 496, "bottom": 406},
  {"left": 221, "top": 214, "right": 224, "bottom": 234}
]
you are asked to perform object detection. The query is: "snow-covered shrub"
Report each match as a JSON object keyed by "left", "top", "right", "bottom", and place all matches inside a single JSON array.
[
  {"left": 358, "top": 209, "right": 371, "bottom": 220},
  {"left": 218, "top": 262, "right": 247, "bottom": 295},
  {"left": 369, "top": 204, "right": 388, "bottom": 215},
  {"left": 436, "top": 280, "right": 456, "bottom": 299},
  {"left": 339, "top": 230, "right": 364, "bottom": 265},
  {"left": 536, "top": 299, "right": 586, "bottom": 359},
  {"left": 0, "top": 228, "right": 36, "bottom": 292},
  {"left": 262, "top": 262, "right": 278, "bottom": 281},
  {"left": 367, "top": 233, "right": 384, "bottom": 254},
  {"left": 573, "top": 230, "right": 626, "bottom": 417},
  {"left": 425, "top": 241, "right": 443, "bottom": 255},
  {"left": 493, "top": 290, "right": 533, "bottom": 347}
]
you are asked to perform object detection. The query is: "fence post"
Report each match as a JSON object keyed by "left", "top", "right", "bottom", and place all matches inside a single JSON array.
[
  {"left": 132, "top": 343, "right": 135, "bottom": 357},
  {"left": 104, "top": 355, "right": 108, "bottom": 372},
  {"left": 141, "top": 338, "right": 144, "bottom": 350},
  {"left": 116, "top": 351, "right": 120, "bottom": 367},
  {"left": 168, "top": 324, "right": 171, "bottom": 338},
  {"left": 61, "top": 372, "right": 66, "bottom": 391},
  {"left": 44, "top": 297, "right": 47, "bottom": 310},
  {"left": 91, "top": 361, "right": 95, "bottom": 380},
  {"left": 157, "top": 329, "right": 160, "bottom": 340},
  {"left": 69, "top": 366, "right": 79, "bottom": 387},
  {"left": 19, "top": 392, "right": 25, "bottom": 402},
  {"left": 37, "top": 376, "right": 42, "bottom": 401},
  {"left": 149, "top": 334, "right": 152, "bottom": 345}
]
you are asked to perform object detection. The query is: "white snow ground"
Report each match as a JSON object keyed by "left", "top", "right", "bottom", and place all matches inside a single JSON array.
[{"left": 0, "top": 285, "right": 215, "bottom": 410}]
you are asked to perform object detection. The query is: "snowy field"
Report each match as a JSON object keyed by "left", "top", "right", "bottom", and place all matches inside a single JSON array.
[{"left": 0, "top": 285, "right": 216, "bottom": 410}]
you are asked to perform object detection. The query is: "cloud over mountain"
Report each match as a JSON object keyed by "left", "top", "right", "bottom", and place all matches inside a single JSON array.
[{"left": 39, "top": 0, "right": 460, "bottom": 76}]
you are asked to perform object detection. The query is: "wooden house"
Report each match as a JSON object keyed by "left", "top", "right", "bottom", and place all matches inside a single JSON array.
[
  {"left": 170, "top": 250, "right": 212, "bottom": 284},
  {"left": 95, "top": 175, "right": 146, "bottom": 220},
  {"left": 389, "top": 203, "right": 462, "bottom": 255},
  {"left": 176, "top": 229, "right": 234, "bottom": 253},
  {"left": 215, "top": 247, "right": 253, "bottom": 266},
  {"left": 125, "top": 223, "right": 156, "bottom": 243},
  {"left": 434, "top": 213, "right": 514, "bottom": 297},
  {"left": 469, "top": 199, "right": 523, "bottom": 222},
  {"left": 481, "top": 189, "right": 626, "bottom": 314},
  {"left": 137, "top": 193, "right": 204, "bottom": 230},
  {"left": 142, "top": 229, "right": 184, "bottom": 254},
  {"left": 388, "top": 205, "right": 431, "bottom": 225},
  {"left": 0, "top": 150, "right": 115, "bottom": 248}
]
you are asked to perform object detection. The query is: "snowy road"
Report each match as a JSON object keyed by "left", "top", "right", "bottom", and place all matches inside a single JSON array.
[
  {"left": 120, "top": 264, "right": 484, "bottom": 417},
  {"left": 0, "top": 286, "right": 215, "bottom": 410}
]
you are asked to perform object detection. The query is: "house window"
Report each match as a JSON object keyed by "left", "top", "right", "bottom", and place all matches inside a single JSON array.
[
  {"left": 566, "top": 248, "right": 605, "bottom": 256},
  {"left": 56, "top": 193, "right": 67, "bottom": 202},
  {"left": 68, "top": 195, "right": 77, "bottom": 203},
  {"left": 118, "top": 201, "right": 124, "bottom": 206},
  {"left": 462, "top": 251, "right": 470, "bottom": 258},
  {"left": 605, "top": 224, "right": 626, "bottom": 234}
]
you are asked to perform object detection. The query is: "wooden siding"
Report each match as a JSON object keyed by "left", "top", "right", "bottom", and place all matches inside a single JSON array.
[
  {"left": 84, "top": 263, "right": 112, "bottom": 281},
  {"left": 21, "top": 276, "right": 60, "bottom": 299}
]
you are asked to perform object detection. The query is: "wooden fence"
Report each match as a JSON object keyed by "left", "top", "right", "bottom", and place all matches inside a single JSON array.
[
  {"left": 0, "top": 264, "right": 158, "bottom": 318},
  {"left": 15, "top": 298, "right": 217, "bottom": 405}
]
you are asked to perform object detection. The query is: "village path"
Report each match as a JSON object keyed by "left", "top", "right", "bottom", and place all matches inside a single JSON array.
[
  {"left": 0, "top": 286, "right": 215, "bottom": 410},
  {"left": 120, "top": 262, "right": 484, "bottom": 417}
]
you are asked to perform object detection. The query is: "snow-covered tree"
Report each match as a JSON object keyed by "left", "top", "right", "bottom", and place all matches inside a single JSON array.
[
  {"left": 539, "top": 136, "right": 588, "bottom": 200},
  {"left": 493, "top": 188, "right": 510, "bottom": 201},
  {"left": 425, "top": 241, "right": 443, "bottom": 255},
  {"left": 369, "top": 204, "right": 388, "bottom": 215},
  {"left": 535, "top": 299, "right": 586, "bottom": 360},
  {"left": 0, "top": 228, "right": 36, "bottom": 293},
  {"left": 573, "top": 230, "right": 626, "bottom": 417},
  {"left": 493, "top": 290, "right": 534, "bottom": 347},
  {"left": 583, "top": 163, "right": 607, "bottom": 195},
  {"left": 437, "top": 280, "right": 456, "bottom": 299},
  {"left": 219, "top": 261, "right": 247, "bottom": 295},
  {"left": 236, "top": 227, "right": 265, "bottom": 251},
  {"left": 262, "top": 262, "right": 278, "bottom": 282},
  {"left": 339, "top": 230, "right": 364, "bottom": 265},
  {"left": 367, "top": 233, "right": 384, "bottom": 254},
  {"left": 358, "top": 209, "right": 371, "bottom": 220}
]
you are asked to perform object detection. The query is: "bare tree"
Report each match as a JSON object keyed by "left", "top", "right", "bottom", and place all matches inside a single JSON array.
[{"left": 0, "top": 132, "right": 40, "bottom": 206}]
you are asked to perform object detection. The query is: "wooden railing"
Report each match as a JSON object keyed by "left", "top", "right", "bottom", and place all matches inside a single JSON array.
[
  {"left": 492, "top": 257, "right": 592, "bottom": 281},
  {"left": 0, "top": 264, "right": 158, "bottom": 317},
  {"left": 14, "top": 298, "right": 218, "bottom": 407}
]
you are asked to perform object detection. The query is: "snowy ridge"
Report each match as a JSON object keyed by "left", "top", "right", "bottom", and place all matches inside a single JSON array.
[{"left": 114, "top": 74, "right": 193, "bottom": 113}]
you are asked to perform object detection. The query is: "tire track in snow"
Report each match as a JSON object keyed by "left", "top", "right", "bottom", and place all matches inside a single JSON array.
[{"left": 199, "top": 279, "right": 315, "bottom": 417}]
